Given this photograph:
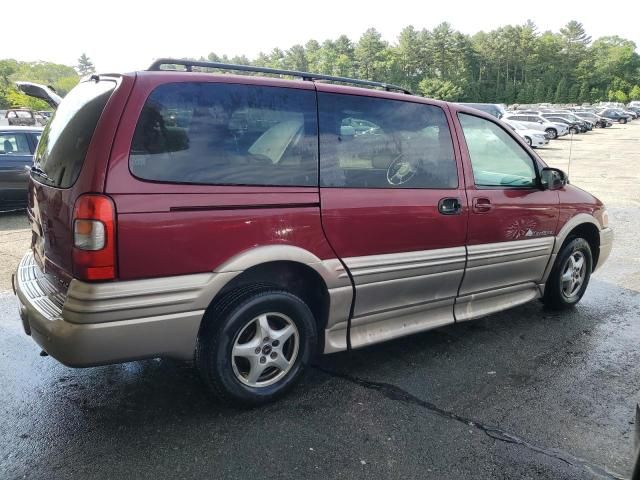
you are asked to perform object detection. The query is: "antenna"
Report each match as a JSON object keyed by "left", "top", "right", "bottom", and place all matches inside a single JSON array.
[{"left": 567, "top": 129, "right": 573, "bottom": 179}]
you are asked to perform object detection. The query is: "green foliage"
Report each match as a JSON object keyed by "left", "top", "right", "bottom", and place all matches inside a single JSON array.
[
  {"left": 0, "top": 59, "right": 80, "bottom": 109},
  {"left": 3, "top": 20, "right": 639, "bottom": 110},
  {"left": 5, "top": 89, "right": 49, "bottom": 110},
  {"left": 418, "top": 78, "right": 463, "bottom": 101},
  {"left": 554, "top": 78, "right": 568, "bottom": 103},
  {"left": 608, "top": 89, "right": 628, "bottom": 103}
]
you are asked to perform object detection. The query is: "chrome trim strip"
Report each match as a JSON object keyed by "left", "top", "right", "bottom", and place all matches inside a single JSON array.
[
  {"left": 333, "top": 247, "right": 465, "bottom": 350},
  {"left": 461, "top": 238, "right": 554, "bottom": 296},
  {"left": 352, "top": 270, "right": 462, "bottom": 318},
  {"left": 466, "top": 237, "right": 554, "bottom": 268},
  {"left": 337, "top": 247, "right": 466, "bottom": 281},
  {"left": 455, "top": 282, "right": 541, "bottom": 322},
  {"left": 349, "top": 299, "right": 454, "bottom": 349},
  {"left": 63, "top": 271, "right": 238, "bottom": 324}
]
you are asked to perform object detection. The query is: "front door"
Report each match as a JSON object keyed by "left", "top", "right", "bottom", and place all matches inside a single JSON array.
[
  {"left": 317, "top": 89, "right": 468, "bottom": 349},
  {"left": 455, "top": 112, "right": 559, "bottom": 321}
]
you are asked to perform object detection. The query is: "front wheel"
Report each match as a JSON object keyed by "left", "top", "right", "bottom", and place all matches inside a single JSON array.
[
  {"left": 545, "top": 128, "right": 557, "bottom": 139},
  {"left": 525, "top": 136, "right": 532, "bottom": 146},
  {"left": 543, "top": 238, "right": 592, "bottom": 309},
  {"left": 619, "top": 118, "right": 627, "bottom": 124},
  {"left": 569, "top": 127, "right": 579, "bottom": 135},
  {"left": 196, "top": 287, "right": 317, "bottom": 406}
]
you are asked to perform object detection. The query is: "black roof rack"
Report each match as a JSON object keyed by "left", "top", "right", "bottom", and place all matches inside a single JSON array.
[{"left": 147, "top": 58, "right": 413, "bottom": 95}]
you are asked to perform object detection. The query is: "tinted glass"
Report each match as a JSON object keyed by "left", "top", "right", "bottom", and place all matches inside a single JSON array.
[
  {"left": 0, "top": 133, "right": 31, "bottom": 154},
  {"left": 34, "top": 80, "right": 116, "bottom": 188},
  {"left": 130, "top": 83, "right": 318, "bottom": 187},
  {"left": 459, "top": 113, "right": 536, "bottom": 188},
  {"left": 319, "top": 93, "right": 457, "bottom": 189}
]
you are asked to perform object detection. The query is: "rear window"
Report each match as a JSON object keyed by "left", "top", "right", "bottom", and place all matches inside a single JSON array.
[
  {"left": 129, "top": 83, "right": 318, "bottom": 187},
  {"left": 33, "top": 79, "right": 116, "bottom": 188}
]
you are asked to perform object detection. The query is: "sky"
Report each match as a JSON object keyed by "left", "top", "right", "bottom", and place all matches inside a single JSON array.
[{"left": 4, "top": 0, "right": 639, "bottom": 72}]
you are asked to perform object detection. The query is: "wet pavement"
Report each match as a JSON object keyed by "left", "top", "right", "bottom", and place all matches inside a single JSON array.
[{"left": 0, "top": 124, "right": 639, "bottom": 479}]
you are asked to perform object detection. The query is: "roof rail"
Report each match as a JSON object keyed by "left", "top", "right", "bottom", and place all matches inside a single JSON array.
[{"left": 147, "top": 58, "right": 413, "bottom": 95}]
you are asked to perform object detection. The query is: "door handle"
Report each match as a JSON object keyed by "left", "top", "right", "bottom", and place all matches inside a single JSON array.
[
  {"left": 438, "top": 197, "right": 462, "bottom": 215},
  {"left": 473, "top": 197, "right": 492, "bottom": 213}
]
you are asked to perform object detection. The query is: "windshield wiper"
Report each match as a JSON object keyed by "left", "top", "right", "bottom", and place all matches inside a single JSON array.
[{"left": 29, "top": 165, "right": 51, "bottom": 181}]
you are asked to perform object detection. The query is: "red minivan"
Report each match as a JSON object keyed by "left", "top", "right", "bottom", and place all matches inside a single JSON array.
[{"left": 14, "top": 60, "right": 613, "bottom": 405}]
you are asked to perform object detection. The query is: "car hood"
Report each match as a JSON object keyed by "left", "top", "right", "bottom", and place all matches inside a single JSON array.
[{"left": 521, "top": 129, "right": 545, "bottom": 136}]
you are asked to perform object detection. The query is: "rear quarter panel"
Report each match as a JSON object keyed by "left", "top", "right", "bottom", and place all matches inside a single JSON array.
[{"left": 106, "top": 73, "right": 336, "bottom": 280}]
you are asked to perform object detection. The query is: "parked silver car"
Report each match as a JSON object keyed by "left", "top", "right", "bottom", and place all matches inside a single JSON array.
[
  {"left": 503, "top": 120, "right": 549, "bottom": 148},
  {"left": 502, "top": 113, "right": 569, "bottom": 139}
]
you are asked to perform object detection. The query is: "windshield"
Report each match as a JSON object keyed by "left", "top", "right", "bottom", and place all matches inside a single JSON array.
[{"left": 33, "top": 79, "right": 115, "bottom": 188}]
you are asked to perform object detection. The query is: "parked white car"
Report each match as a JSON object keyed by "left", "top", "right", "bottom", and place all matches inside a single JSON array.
[
  {"left": 503, "top": 120, "right": 549, "bottom": 148},
  {"left": 502, "top": 113, "right": 569, "bottom": 139}
]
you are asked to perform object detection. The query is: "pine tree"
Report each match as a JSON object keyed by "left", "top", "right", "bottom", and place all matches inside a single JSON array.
[
  {"left": 554, "top": 78, "right": 568, "bottom": 103},
  {"left": 77, "top": 53, "right": 95, "bottom": 75}
]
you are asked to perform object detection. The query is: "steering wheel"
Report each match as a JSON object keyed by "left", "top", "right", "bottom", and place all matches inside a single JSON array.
[{"left": 386, "top": 154, "right": 416, "bottom": 186}]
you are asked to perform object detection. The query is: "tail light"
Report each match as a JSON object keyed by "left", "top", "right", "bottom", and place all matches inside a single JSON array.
[{"left": 72, "top": 194, "right": 116, "bottom": 281}]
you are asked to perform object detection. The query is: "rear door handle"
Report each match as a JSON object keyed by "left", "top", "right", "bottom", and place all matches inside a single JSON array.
[
  {"left": 473, "top": 197, "right": 492, "bottom": 213},
  {"left": 438, "top": 197, "right": 462, "bottom": 215}
]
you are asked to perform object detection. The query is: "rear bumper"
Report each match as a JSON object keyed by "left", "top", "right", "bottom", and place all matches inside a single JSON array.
[
  {"left": 13, "top": 252, "right": 222, "bottom": 367},
  {"left": 596, "top": 227, "right": 614, "bottom": 272}
]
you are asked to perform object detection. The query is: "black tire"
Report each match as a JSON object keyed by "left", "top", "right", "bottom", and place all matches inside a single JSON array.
[
  {"left": 545, "top": 128, "right": 557, "bottom": 139},
  {"left": 196, "top": 286, "right": 317, "bottom": 406},
  {"left": 543, "top": 237, "right": 593, "bottom": 310},
  {"left": 619, "top": 118, "right": 627, "bottom": 124},
  {"left": 524, "top": 136, "right": 532, "bottom": 146},
  {"left": 569, "top": 127, "right": 579, "bottom": 135}
]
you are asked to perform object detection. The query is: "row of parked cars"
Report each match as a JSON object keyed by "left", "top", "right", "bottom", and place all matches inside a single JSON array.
[{"left": 459, "top": 102, "right": 638, "bottom": 150}]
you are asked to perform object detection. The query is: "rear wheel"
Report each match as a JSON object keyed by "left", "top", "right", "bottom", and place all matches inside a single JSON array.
[
  {"left": 543, "top": 237, "right": 592, "bottom": 310},
  {"left": 545, "top": 128, "right": 557, "bottom": 139},
  {"left": 196, "top": 287, "right": 317, "bottom": 406}
]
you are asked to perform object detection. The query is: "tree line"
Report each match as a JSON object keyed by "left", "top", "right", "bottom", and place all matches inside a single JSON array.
[
  {"left": 2, "top": 23, "right": 639, "bottom": 110},
  {"left": 205, "top": 20, "right": 640, "bottom": 104}
]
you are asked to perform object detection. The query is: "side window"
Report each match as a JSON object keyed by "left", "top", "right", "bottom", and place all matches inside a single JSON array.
[
  {"left": 130, "top": 83, "right": 318, "bottom": 186},
  {"left": 319, "top": 93, "right": 458, "bottom": 189},
  {"left": 0, "top": 133, "right": 31, "bottom": 154},
  {"left": 458, "top": 113, "right": 537, "bottom": 188}
]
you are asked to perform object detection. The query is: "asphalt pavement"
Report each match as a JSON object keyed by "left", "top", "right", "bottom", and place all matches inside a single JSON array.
[{"left": 0, "top": 123, "right": 638, "bottom": 479}]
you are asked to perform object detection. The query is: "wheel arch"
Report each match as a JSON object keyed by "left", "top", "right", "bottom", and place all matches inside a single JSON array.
[
  {"left": 554, "top": 214, "right": 601, "bottom": 269},
  {"left": 199, "top": 245, "right": 350, "bottom": 350}
]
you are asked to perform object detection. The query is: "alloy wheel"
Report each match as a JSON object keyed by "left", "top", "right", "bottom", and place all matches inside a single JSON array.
[
  {"left": 561, "top": 251, "right": 586, "bottom": 300},
  {"left": 231, "top": 312, "right": 299, "bottom": 388}
]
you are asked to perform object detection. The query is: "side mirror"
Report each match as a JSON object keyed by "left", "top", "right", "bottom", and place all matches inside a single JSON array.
[{"left": 540, "top": 167, "right": 567, "bottom": 190}]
